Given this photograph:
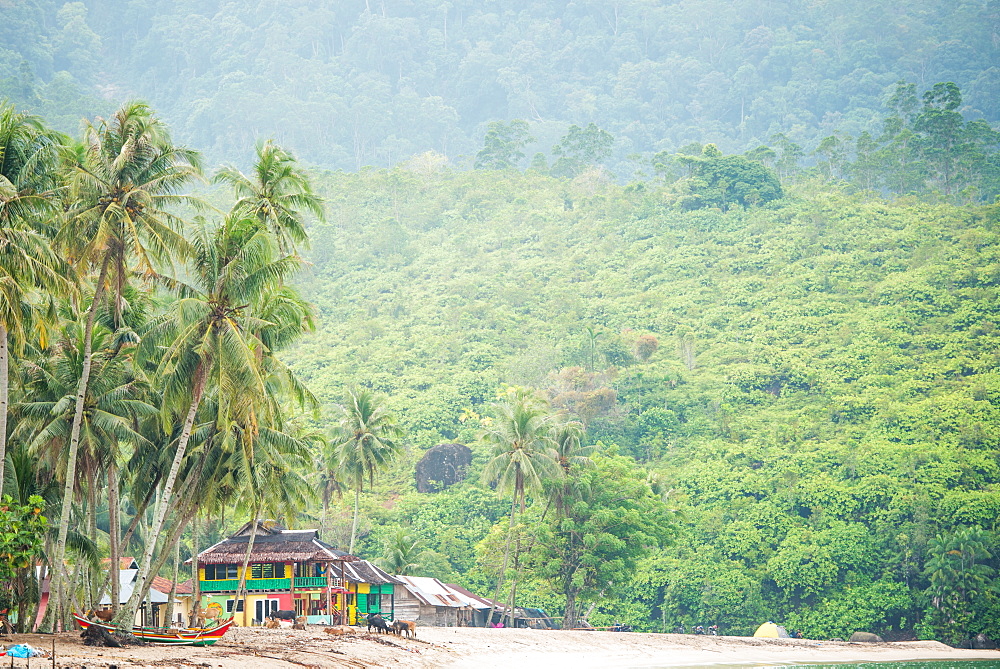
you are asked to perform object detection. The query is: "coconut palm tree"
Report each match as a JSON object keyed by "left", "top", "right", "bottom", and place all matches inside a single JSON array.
[
  {"left": 480, "top": 387, "right": 561, "bottom": 627},
  {"left": 0, "top": 103, "right": 69, "bottom": 495},
  {"left": 117, "top": 214, "right": 302, "bottom": 626},
  {"left": 332, "top": 388, "right": 403, "bottom": 555},
  {"left": 379, "top": 528, "right": 424, "bottom": 576},
  {"left": 45, "top": 101, "right": 201, "bottom": 630},
  {"left": 549, "top": 418, "right": 595, "bottom": 514},
  {"left": 213, "top": 139, "right": 323, "bottom": 252}
]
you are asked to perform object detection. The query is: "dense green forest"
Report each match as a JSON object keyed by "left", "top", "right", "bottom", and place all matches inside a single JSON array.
[
  {"left": 2, "top": 0, "right": 1000, "bottom": 649},
  {"left": 291, "top": 164, "right": 1000, "bottom": 641},
  {"left": 2, "top": 0, "right": 999, "bottom": 173}
]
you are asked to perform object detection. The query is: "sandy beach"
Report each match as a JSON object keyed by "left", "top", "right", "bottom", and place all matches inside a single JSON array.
[{"left": 5, "top": 626, "right": 999, "bottom": 668}]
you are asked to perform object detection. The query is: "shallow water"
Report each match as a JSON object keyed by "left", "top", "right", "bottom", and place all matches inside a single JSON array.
[{"left": 641, "top": 663, "right": 1000, "bottom": 669}]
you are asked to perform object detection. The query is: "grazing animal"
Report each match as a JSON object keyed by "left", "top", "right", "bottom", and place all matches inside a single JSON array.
[
  {"left": 392, "top": 619, "right": 416, "bottom": 639},
  {"left": 324, "top": 625, "right": 356, "bottom": 636},
  {"left": 87, "top": 609, "right": 115, "bottom": 622},
  {"left": 366, "top": 613, "right": 392, "bottom": 634},
  {"left": 264, "top": 619, "right": 280, "bottom": 629},
  {"left": 269, "top": 609, "right": 297, "bottom": 622}
]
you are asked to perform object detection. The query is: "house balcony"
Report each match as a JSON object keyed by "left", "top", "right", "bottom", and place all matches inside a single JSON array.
[
  {"left": 199, "top": 578, "right": 291, "bottom": 593},
  {"left": 294, "top": 576, "right": 327, "bottom": 588}
]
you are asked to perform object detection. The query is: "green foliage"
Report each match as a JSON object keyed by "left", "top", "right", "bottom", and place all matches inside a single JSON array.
[
  {"left": 475, "top": 120, "right": 533, "bottom": 171},
  {"left": 0, "top": 495, "right": 47, "bottom": 618},
  {"left": 677, "top": 144, "right": 784, "bottom": 210},
  {"left": 551, "top": 123, "right": 615, "bottom": 178}
]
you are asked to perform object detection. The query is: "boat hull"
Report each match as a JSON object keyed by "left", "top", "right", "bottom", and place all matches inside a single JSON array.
[{"left": 73, "top": 614, "right": 234, "bottom": 646}]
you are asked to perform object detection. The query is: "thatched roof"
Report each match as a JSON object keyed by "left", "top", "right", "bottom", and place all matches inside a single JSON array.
[{"left": 195, "top": 521, "right": 352, "bottom": 565}]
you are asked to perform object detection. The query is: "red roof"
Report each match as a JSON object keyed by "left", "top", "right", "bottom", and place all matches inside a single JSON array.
[{"left": 101, "top": 557, "right": 139, "bottom": 569}]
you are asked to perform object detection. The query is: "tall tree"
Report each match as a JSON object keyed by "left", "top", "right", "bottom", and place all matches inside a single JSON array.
[
  {"left": 213, "top": 138, "right": 323, "bottom": 252},
  {"left": 0, "top": 103, "right": 67, "bottom": 496},
  {"left": 474, "top": 120, "right": 533, "bottom": 170},
  {"left": 480, "top": 387, "right": 560, "bottom": 626},
  {"left": 46, "top": 101, "right": 200, "bottom": 630},
  {"left": 118, "top": 214, "right": 300, "bottom": 626},
  {"left": 331, "top": 387, "right": 403, "bottom": 555}
]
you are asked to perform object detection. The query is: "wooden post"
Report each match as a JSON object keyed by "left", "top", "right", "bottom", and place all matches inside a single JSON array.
[{"left": 326, "top": 563, "right": 333, "bottom": 625}]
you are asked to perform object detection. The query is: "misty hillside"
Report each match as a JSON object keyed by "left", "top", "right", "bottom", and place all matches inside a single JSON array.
[{"left": 2, "top": 0, "right": 998, "bottom": 170}]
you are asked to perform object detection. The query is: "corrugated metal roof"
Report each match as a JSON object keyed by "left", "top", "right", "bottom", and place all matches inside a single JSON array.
[
  {"left": 445, "top": 583, "right": 499, "bottom": 610},
  {"left": 395, "top": 576, "right": 476, "bottom": 609},
  {"left": 340, "top": 560, "right": 402, "bottom": 586},
  {"left": 98, "top": 570, "right": 169, "bottom": 605}
]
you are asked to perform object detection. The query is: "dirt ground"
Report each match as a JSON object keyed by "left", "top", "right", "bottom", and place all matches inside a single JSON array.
[{"left": 3, "top": 625, "right": 998, "bottom": 668}]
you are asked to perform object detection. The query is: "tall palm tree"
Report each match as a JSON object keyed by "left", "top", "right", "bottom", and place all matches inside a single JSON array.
[
  {"left": 213, "top": 139, "right": 324, "bottom": 252},
  {"left": 331, "top": 388, "right": 403, "bottom": 555},
  {"left": 549, "top": 419, "right": 595, "bottom": 514},
  {"left": 117, "top": 214, "right": 302, "bottom": 626},
  {"left": 46, "top": 101, "right": 201, "bottom": 630},
  {"left": 480, "top": 387, "right": 561, "bottom": 627},
  {"left": 0, "top": 103, "right": 69, "bottom": 495}
]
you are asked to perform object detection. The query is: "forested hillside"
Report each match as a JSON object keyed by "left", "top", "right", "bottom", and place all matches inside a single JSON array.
[
  {"left": 292, "top": 166, "right": 1000, "bottom": 640},
  {"left": 2, "top": 0, "right": 1000, "bottom": 647},
  {"left": 2, "top": 0, "right": 998, "bottom": 171}
]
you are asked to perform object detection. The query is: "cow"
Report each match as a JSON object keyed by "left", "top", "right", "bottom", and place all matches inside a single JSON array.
[
  {"left": 87, "top": 609, "right": 114, "bottom": 622},
  {"left": 269, "top": 610, "right": 297, "bottom": 622},
  {"left": 392, "top": 619, "right": 416, "bottom": 639},
  {"left": 366, "top": 613, "right": 392, "bottom": 634}
]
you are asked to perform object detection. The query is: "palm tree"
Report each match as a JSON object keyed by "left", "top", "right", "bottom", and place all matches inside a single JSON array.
[
  {"left": 117, "top": 214, "right": 301, "bottom": 626},
  {"left": 331, "top": 387, "right": 403, "bottom": 555},
  {"left": 0, "top": 103, "right": 68, "bottom": 495},
  {"left": 213, "top": 139, "right": 324, "bottom": 252},
  {"left": 379, "top": 528, "right": 424, "bottom": 576},
  {"left": 46, "top": 101, "right": 201, "bottom": 630},
  {"left": 480, "top": 387, "right": 561, "bottom": 626},
  {"left": 549, "top": 419, "right": 595, "bottom": 514}
]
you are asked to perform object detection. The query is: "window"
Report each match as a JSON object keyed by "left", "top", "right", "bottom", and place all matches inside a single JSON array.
[
  {"left": 251, "top": 563, "right": 283, "bottom": 579},
  {"left": 226, "top": 599, "right": 245, "bottom": 613},
  {"left": 204, "top": 564, "right": 237, "bottom": 580}
]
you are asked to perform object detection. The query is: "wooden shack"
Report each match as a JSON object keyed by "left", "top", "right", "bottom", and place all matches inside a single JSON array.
[{"left": 392, "top": 575, "right": 477, "bottom": 626}]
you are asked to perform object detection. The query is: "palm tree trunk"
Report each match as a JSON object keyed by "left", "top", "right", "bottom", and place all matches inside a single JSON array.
[
  {"left": 349, "top": 488, "right": 360, "bottom": 555},
  {"left": 115, "top": 368, "right": 205, "bottom": 627},
  {"left": 95, "top": 479, "right": 157, "bottom": 607},
  {"left": 131, "top": 499, "right": 197, "bottom": 623},
  {"left": 108, "top": 453, "right": 120, "bottom": 615},
  {"left": 235, "top": 510, "right": 261, "bottom": 627},
  {"left": 0, "top": 324, "right": 9, "bottom": 496},
  {"left": 164, "top": 534, "right": 180, "bottom": 626},
  {"left": 192, "top": 513, "right": 201, "bottom": 624},
  {"left": 486, "top": 494, "right": 518, "bottom": 627},
  {"left": 43, "top": 255, "right": 109, "bottom": 632}
]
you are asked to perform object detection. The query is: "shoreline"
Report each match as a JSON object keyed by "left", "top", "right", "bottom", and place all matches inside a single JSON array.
[{"left": 6, "top": 626, "right": 998, "bottom": 668}]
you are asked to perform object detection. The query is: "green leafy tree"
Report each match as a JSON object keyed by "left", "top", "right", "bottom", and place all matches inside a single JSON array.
[
  {"left": 474, "top": 120, "right": 533, "bottom": 170},
  {"left": 922, "top": 526, "right": 995, "bottom": 643},
  {"left": 677, "top": 144, "right": 783, "bottom": 210},
  {"left": 535, "top": 453, "right": 675, "bottom": 629},
  {"left": 0, "top": 495, "right": 47, "bottom": 631},
  {"left": 551, "top": 123, "right": 614, "bottom": 178}
]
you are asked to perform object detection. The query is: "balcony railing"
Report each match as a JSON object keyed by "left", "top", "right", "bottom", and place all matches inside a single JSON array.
[
  {"left": 294, "top": 576, "right": 327, "bottom": 588},
  {"left": 199, "top": 578, "right": 290, "bottom": 592}
]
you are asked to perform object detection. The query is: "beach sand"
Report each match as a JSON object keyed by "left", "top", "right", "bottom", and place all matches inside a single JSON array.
[{"left": 6, "top": 626, "right": 998, "bottom": 668}]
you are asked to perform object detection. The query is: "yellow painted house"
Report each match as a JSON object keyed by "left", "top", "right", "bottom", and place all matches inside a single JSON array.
[{"left": 192, "top": 520, "right": 400, "bottom": 626}]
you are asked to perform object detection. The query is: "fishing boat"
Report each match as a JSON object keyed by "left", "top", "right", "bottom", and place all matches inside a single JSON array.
[{"left": 72, "top": 613, "right": 234, "bottom": 646}]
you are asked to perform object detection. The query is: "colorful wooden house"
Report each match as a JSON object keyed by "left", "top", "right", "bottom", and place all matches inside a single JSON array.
[{"left": 193, "top": 521, "right": 399, "bottom": 626}]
